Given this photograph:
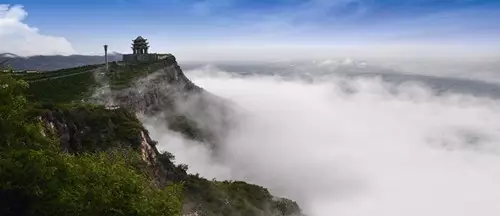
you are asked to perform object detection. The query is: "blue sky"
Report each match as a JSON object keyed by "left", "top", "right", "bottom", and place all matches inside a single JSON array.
[{"left": 1, "top": 0, "right": 500, "bottom": 60}]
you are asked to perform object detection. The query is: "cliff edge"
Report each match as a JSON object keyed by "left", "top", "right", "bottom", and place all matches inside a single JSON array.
[
  {"left": 95, "top": 55, "right": 235, "bottom": 149},
  {"left": 6, "top": 56, "right": 305, "bottom": 215}
]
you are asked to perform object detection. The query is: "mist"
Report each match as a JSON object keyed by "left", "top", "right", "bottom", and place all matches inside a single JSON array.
[{"left": 145, "top": 64, "right": 500, "bottom": 216}]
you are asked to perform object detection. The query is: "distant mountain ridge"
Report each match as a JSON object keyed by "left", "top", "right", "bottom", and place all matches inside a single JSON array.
[{"left": 0, "top": 53, "right": 123, "bottom": 71}]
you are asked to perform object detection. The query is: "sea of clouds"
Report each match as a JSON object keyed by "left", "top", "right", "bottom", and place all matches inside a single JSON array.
[{"left": 145, "top": 62, "right": 500, "bottom": 216}]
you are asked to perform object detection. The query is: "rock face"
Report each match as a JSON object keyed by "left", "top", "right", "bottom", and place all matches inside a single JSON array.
[
  {"left": 36, "top": 104, "right": 169, "bottom": 186},
  {"left": 98, "top": 55, "right": 236, "bottom": 149}
]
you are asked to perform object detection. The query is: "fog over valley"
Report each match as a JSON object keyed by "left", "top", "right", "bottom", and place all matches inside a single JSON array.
[{"left": 143, "top": 59, "right": 500, "bottom": 216}]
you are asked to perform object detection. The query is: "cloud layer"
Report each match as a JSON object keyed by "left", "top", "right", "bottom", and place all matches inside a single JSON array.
[
  {"left": 147, "top": 65, "right": 500, "bottom": 216},
  {"left": 0, "top": 4, "right": 75, "bottom": 56}
]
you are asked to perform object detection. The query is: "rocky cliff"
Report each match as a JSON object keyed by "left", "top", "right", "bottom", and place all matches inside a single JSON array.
[
  {"left": 95, "top": 55, "right": 235, "bottom": 149},
  {"left": 27, "top": 56, "right": 304, "bottom": 216}
]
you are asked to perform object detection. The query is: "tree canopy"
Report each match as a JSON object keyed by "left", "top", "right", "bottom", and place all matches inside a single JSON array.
[{"left": 0, "top": 73, "right": 183, "bottom": 216}]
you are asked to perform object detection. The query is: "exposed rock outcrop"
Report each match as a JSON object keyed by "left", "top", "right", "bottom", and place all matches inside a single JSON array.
[
  {"left": 36, "top": 104, "right": 168, "bottom": 185},
  {"left": 97, "top": 55, "right": 237, "bottom": 150}
]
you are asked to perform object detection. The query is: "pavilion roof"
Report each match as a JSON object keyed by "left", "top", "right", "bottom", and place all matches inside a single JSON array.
[{"left": 133, "top": 36, "right": 147, "bottom": 42}]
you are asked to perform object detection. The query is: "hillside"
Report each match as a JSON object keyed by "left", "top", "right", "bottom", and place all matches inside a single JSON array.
[
  {"left": 2, "top": 55, "right": 304, "bottom": 216},
  {"left": 18, "top": 54, "right": 234, "bottom": 147}
]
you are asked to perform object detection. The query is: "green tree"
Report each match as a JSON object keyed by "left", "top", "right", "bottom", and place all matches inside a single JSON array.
[
  {"left": 0, "top": 148, "right": 183, "bottom": 216},
  {"left": 0, "top": 72, "right": 47, "bottom": 149},
  {"left": 0, "top": 72, "right": 183, "bottom": 216}
]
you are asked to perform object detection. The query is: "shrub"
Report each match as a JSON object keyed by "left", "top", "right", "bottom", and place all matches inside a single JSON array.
[{"left": 0, "top": 148, "right": 183, "bottom": 216}]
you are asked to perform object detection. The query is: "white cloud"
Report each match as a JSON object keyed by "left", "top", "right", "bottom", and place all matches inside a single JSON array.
[
  {"left": 0, "top": 4, "right": 75, "bottom": 56},
  {"left": 150, "top": 66, "right": 500, "bottom": 216}
]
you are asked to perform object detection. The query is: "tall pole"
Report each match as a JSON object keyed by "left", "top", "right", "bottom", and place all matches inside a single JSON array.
[{"left": 103, "top": 45, "right": 108, "bottom": 72}]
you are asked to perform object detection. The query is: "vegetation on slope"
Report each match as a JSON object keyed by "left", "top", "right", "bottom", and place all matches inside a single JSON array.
[
  {"left": 158, "top": 152, "right": 302, "bottom": 216},
  {"left": 15, "top": 57, "right": 173, "bottom": 104},
  {"left": 27, "top": 72, "right": 98, "bottom": 103},
  {"left": 31, "top": 103, "right": 145, "bottom": 153},
  {"left": 30, "top": 102, "right": 303, "bottom": 216},
  {"left": 0, "top": 148, "right": 183, "bottom": 216},
  {"left": 107, "top": 61, "right": 166, "bottom": 90},
  {"left": 2, "top": 59, "right": 303, "bottom": 216},
  {"left": 17, "top": 64, "right": 102, "bottom": 81},
  {"left": 0, "top": 72, "right": 183, "bottom": 216},
  {"left": 11, "top": 64, "right": 103, "bottom": 103}
]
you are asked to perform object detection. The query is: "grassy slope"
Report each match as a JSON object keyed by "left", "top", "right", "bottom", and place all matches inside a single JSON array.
[
  {"left": 16, "top": 60, "right": 169, "bottom": 104},
  {"left": 16, "top": 64, "right": 103, "bottom": 81},
  {"left": 107, "top": 61, "right": 166, "bottom": 90},
  {"left": 16, "top": 64, "right": 102, "bottom": 103},
  {"left": 17, "top": 61, "right": 302, "bottom": 216}
]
